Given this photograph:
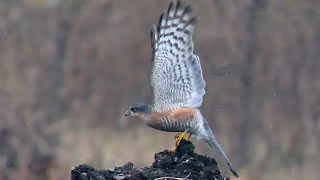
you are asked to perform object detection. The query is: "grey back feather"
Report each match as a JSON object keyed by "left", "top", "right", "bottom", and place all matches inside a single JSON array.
[{"left": 150, "top": 1, "right": 206, "bottom": 112}]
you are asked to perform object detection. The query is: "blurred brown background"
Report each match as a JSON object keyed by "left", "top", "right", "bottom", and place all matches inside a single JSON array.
[{"left": 0, "top": 0, "right": 319, "bottom": 179}]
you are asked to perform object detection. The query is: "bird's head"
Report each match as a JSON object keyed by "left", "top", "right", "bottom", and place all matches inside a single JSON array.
[{"left": 125, "top": 103, "right": 151, "bottom": 118}]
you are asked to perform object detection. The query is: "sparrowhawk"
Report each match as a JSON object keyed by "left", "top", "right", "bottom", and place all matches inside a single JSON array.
[{"left": 125, "top": 1, "right": 239, "bottom": 178}]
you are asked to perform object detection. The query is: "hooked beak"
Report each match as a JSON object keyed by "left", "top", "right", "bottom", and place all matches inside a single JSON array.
[{"left": 125, "top": 110, "right": 132, "bottom": 117}]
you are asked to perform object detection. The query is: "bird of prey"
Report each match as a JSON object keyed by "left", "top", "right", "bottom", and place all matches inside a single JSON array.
[{"left": 125, "top": 1, "right": 239, "bottom": 178}]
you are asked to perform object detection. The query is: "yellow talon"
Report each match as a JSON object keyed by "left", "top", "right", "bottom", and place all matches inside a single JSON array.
[
  {"left": 168, "top": 149, "right": 175, "bottom": 153},
  {"left": 175, "top": 129, "right": 190, "bottom": 147},
  {"left": 169, "top": 130, "right": 191, "bottom": 153}
]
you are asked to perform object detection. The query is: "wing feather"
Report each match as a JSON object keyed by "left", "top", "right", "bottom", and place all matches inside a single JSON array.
[{"left": 150, "top": 1, "right": 206, "bottom": 112}]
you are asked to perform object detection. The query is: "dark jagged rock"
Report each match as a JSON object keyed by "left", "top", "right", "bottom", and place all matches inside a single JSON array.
[{"left": 71, "top": 139, "right": 229, "bottom": 180}]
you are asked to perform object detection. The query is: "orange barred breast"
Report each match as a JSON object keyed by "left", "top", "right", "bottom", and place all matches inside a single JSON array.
[{"left": 146, "top": 108, "right": 197, "bottom": 132}]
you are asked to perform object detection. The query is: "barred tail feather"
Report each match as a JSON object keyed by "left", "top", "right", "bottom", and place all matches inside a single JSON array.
[{"left": 202, "top": 121, "right": 240, "bottom": 179}]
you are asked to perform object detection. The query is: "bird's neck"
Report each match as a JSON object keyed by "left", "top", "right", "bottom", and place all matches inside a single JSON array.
[
  {"left": 139, "top": 113, "right": 151, "bottom": 121},
  {"left": 139, "top": 110, "right": 161, "bottom": 122}
]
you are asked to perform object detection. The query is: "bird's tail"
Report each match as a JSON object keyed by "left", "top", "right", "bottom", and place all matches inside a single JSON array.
[{"left": 202, "top": 120, "right": 240, "bottom": 179}]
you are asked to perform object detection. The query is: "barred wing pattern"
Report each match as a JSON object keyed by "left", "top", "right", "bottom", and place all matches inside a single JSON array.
[{"left": 150, "top": 1, "right": 206, "bottom": 112}]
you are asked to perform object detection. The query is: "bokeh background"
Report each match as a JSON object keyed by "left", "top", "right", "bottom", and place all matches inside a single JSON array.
[{"left": 0, "top": 0, "right": 319, "bottom": 179}]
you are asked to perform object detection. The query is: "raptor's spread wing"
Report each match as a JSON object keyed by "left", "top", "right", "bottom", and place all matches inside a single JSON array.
[{"left": 150, "top": 1, "right": 206, "bottom": 112}]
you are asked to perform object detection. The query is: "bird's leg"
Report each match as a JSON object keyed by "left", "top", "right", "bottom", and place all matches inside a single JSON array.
[
  {"left": 168, "top": 129, "right": 190, "bottom": 153},
  {"left": 175, "top": 129, "right": 190, "bottom": 147}
]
